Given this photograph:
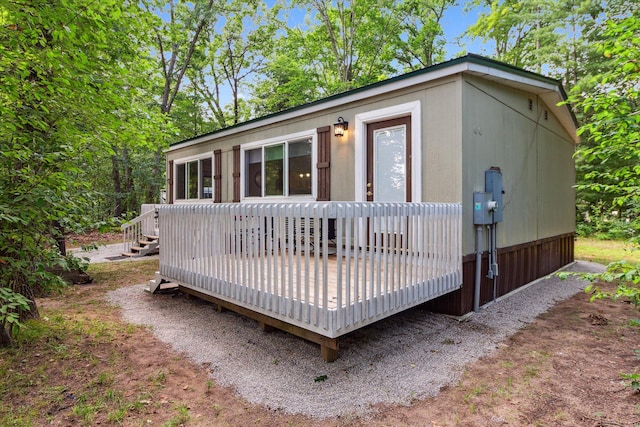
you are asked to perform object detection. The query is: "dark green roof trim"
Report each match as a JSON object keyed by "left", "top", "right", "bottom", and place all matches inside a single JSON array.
[{"left": 170, "top": 53, "right": 577, "bottom": 147}]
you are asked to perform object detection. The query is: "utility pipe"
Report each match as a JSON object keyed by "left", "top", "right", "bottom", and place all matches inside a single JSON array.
[
  {"left": 473, "top": 225, "right": 483, "bottom": 312},
  {"left": 492, "top": 223, "right": 498, "bottom": 302}
]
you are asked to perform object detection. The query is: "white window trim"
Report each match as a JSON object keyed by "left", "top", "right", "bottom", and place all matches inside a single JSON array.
[
  {"left": 354, "top": 101, "right": 422, "bottom": 203},
  {"left": 240, "top": 129, "right": 317, "bottom": 203},
  {"left": 173, "top": 153, "right": 214, "bottom": 204}
]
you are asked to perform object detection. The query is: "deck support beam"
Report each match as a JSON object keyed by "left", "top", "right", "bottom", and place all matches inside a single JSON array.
[{"left": 178, "top": 286, "right": 339, "bottom": 362}]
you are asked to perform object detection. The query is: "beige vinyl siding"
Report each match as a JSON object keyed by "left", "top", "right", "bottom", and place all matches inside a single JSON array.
[
  {"left": 536, "top": 129, "right": 576, "bottom": 238},
  {"left": 167, "top": 76, "right": 464, "bottom": 204},
  {"left": 165, "top": 68, "right": 575, "bottom": 253},
  {"left": 461, "top": 75, "right": 575, "bottom": 254},
  {"left": 421, "top": 80, "right": 462, "bottom": 203}
]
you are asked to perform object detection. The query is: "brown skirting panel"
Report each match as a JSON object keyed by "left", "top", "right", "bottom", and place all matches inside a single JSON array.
[{"left": 426, "top": 232, "right": 575, "bottom": 316}]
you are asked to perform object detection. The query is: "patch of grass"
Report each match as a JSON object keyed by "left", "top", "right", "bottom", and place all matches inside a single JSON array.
[
  {"left": 575, "top": 237, "right": 640, "bottom": 265},
  {"left": 463, "top": 384, "right": 485, "bottom": 403},
  {"left": 71, "top": 400, "right": 101, "bottom": 425},
  {"left": 523, "top": 366, "right": 538, "bottom": 381},
  {"left": 213, "top": 403, "right": 223, "bottom": 417},
  {"left": 95, "top": 372, "right": 114, "bottom": 387},
  {"left": 0, "top": 258, "right": 169, "bottom": 426},
  {"left": 206, "top": 379, "right": 215, "bottom": 394},
  {"left": 87, "top": 259, "right": 159, "bottom": 290},
  {"left": 163, "top": 403, "right": 191, "bottom": 427},
  {"left": 151, "top": 370, "right": 167, "bottom": 387}
]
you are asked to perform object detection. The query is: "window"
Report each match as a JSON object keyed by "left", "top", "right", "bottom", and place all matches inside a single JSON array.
[
  {"left": 242, "top": 135, "right": 314, "bottom": 200},
  {"left": 175, "top": 156, "right": 213, "bottom": 201}
]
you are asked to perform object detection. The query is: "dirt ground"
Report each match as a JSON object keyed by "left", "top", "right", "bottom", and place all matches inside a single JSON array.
[
  {"left": 5, "top": 258, "right": 640, "bottom": 426},
  {"left": 65, "top": 231, "right": 122, "bottom": 248}
]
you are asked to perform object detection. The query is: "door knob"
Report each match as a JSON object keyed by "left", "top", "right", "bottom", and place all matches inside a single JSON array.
[
  {"left": 366, "top": 191, "right": 373, "bottom": 197},
  {"left": 367, "top": 182, "right": 372, "bottom": 188}
]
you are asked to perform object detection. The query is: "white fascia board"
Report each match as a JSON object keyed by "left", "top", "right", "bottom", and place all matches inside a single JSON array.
[{"left": 465, "top": 63, "right": 558, "bottom": 92}]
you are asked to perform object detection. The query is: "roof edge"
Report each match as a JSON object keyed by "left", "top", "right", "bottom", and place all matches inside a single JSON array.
[{"left": 169, "top": 54, "right": 578, "bottom": 150}]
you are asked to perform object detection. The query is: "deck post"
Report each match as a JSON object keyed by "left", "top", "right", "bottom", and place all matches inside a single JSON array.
[
  {"left": 177, "top": 285, "right": 342, "bottom": 362},
  {"left": 258, "top": 321, "right": 275, "bottom": 332},
  {"left": 320, "top": 340, "right": 339, "bottom": 363}
]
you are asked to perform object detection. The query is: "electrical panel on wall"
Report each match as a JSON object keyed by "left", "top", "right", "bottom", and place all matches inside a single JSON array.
[
  {"left": 473, "top": 192, "right": 494, "bottom": 225},
  {"left": 485, "top": 168, "right": 504, "bottom": 223}
]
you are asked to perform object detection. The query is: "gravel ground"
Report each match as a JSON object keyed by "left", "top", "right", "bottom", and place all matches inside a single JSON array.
[
  {"left": 107, "top": 260, "right": 603, "bottom": 418},
  {"left": 70, "top": 243, "right": 158, "bottom": 263}
]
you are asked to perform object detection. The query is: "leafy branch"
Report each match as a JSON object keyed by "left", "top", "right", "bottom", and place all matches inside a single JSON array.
[{"left": 0, "top": 287, "right": 31, "bottom": 345}]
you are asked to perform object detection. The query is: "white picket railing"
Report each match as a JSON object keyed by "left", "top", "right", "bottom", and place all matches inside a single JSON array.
[
  {"left": 158, "top": 202, "right": 462, "bottom": 338},
  {"left": 122, "top": 204, "right": 160, "bottom": 253}
]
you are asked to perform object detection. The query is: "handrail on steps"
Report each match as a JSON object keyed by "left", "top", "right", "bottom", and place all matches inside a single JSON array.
[{"left": 121, "top": 204, "right": 160, "bottom": 253}]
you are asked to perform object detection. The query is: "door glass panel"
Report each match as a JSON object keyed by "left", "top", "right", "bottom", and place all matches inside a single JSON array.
[
  {"left": 373, "top": 125, "right": 406, "bottom": 202},
  {"left": 265, "top": 144, "right": 284, "bottom": 196}
]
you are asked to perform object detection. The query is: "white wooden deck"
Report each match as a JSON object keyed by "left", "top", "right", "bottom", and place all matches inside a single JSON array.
[{"left": 157, "top": 202, "right": 462, "bottom": 344}]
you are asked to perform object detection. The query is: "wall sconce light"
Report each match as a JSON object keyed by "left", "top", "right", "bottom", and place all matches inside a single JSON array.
[{"left": 334, "top": 116, "right": 348, "bottom": 137}]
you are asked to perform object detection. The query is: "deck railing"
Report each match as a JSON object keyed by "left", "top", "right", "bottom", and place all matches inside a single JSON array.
[
  {"left": 122, "top": 204, "right": 160, "bottom": 253},
  {"left": 158, "top": 202, "right": 462, "bottom": 338}
]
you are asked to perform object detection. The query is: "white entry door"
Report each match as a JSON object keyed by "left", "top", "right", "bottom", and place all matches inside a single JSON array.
[{"left": 366, "top": 116, "right": 412, "bottom": 202}]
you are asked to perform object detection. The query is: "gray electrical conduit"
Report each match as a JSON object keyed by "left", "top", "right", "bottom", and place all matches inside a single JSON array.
[{"left": 474, "top": 225, "right": 483, "bottom": 312}]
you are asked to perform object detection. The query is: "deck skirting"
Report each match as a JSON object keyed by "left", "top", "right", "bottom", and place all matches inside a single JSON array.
[{"left": 427, "top": 232, "right": 575, "bottom": 316}]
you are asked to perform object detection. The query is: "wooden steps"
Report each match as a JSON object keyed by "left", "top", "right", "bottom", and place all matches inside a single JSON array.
[
  {"left": 145, "top": 272, "right": 178, "bottom": 293},
  {"left": 122, "top": 234, "right": 159, "bottom": 258}
]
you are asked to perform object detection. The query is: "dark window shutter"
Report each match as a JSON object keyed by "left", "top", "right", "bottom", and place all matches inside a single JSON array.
[
  {"left": 316, "top": 126, "right": 331, "bottom": 201},
  {"left": 214, "top": 150, "right": 222, "bottom": 203},
  {"left": 167, "top": 160, "right": 174, "bottom": 204},
  {"left": 232, "top": 145, "right": 240, "bottom": 202}
]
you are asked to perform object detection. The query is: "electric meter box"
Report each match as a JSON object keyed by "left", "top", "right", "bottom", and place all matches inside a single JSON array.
[
  {"left": 485, "top": 169, "right": 504, "bottom": 223},
  {"left": 473, "top": 192, "right": 494, "bottom": 225}
]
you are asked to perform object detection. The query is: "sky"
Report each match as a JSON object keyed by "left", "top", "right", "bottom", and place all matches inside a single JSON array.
[{"left": 441, "top": 2, "right": 490, "bottom": 59}]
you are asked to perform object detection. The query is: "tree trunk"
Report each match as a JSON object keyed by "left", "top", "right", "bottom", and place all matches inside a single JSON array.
[
  {"left": 13, "top": 276, "right": 39, "bottom": 321},
  {"left": 122, "top": 146, "right": 136, "bottom": 213},
  {"left": 53, "top": 221, "right": 66, "bottom": 257},
  {"left": 0, "top": 326, "right": 11, "bottom": 348},
  {"left": 146, "top": 149, "right": 163, "bottom": 203},
  {"left": 111, "top": 149, "right": 123, "bottom": 218}
]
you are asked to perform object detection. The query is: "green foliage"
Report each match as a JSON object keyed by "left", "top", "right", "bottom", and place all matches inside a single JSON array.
[
  {"left": 0, "top": 0, "right": 163, "bottom": 327},
  {"left": 571, "top": 13, "right": 640, "bottom": 244},
  {"left": 252, "top": 0, "right": 455, "bottom": 115},
  {"left": 583, "top": 261, "right": 640, "bottom": 305},
  {"left": 314, "top": 374, "right": 328, "bottom": 382},
  {"left": 620, "top": 372, "right": 640, "bottom": 392},
  {"left": 575, "top": 203, "right": 638, "bottom": 240},
  {"left": 61, "top": 254, "right": 90, "bottom": 274},
  {"left": 0, "top": 288, "right": 31, "bottom": 339},
  {"left": 163, "top": 404, "right": 191, "bottom": 427}
]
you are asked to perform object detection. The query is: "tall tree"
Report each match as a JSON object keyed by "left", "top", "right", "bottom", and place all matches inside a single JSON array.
[
  {"left": 141, "top": 0, "right": 221, "bottom": 201},
  {"left": 393, "top": 0, "right": 454, "bottom": 71},
  {"left": 252, "top": 0, "right": 456, "bottom": 115},
  {"left": 189, "top": 0, "right": 279, "bottom": 129},
  {"left": 570, "top": 14, "right": 640, "bottom": 234},
  {"left": 288, "top": 0, "right": 402, "bottom": 96},
  {"left": 0, "top": 0, "right": 152, "bottom": 343},
  {"left": 465, "top": 0, "right": 567, "bottom": 72}
]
